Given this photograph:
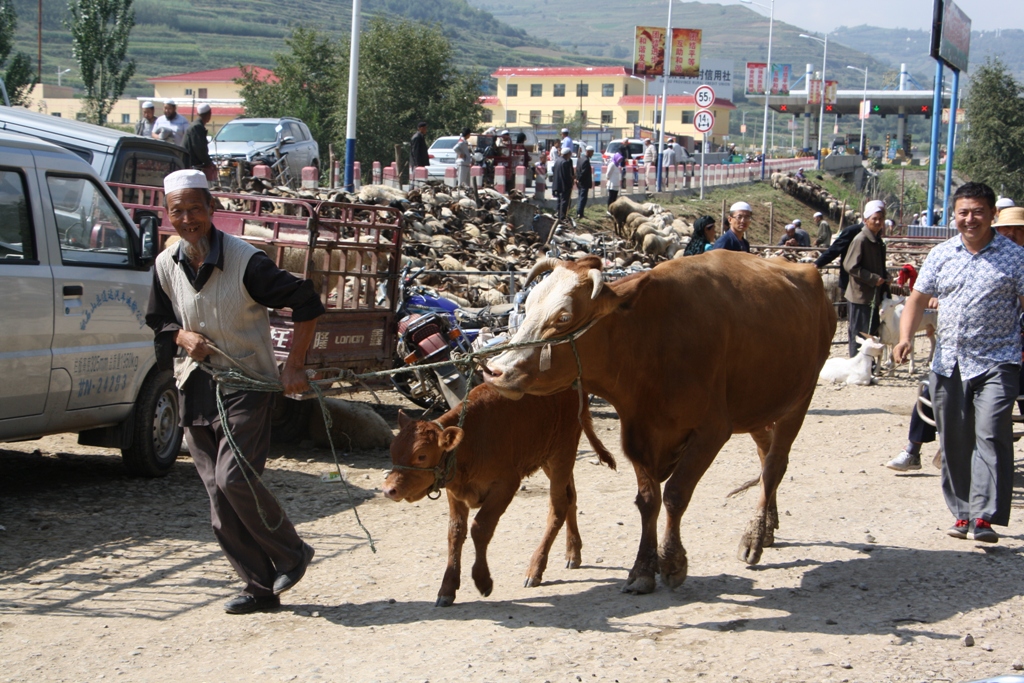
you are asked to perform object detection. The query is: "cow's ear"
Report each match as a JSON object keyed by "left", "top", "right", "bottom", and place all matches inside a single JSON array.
[
  {"left": 397, "top": 410, "right": 412, "bottom": 430},
  {"left": 438, "top": 426, "right": 464, "bottom": 452},
  {"left": 595, "top": 270, "right": 651, "bottom": 315}
]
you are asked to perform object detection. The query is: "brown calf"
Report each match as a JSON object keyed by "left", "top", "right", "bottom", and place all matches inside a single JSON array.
[{"left": 383, "top": 384, "right": 615, "bottom": 607}]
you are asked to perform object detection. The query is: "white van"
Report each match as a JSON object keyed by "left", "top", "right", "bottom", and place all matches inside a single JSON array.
[{"left": 0, "top": 130, "right": 181, "bottom": 476}]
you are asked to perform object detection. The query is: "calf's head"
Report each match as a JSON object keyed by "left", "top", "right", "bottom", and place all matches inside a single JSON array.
[
  {"left": 382, "top": 410, "right": 464, "bottom": 502},
  {"left": 484, "top": 256, "right": 640, "bottom": 399}
]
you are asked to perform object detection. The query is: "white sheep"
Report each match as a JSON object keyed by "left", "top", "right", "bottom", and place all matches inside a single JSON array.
[
  {"left": 876, "top": 296, "right": 937, "bottom": 375},
  {"left": 819, "top": 335, "right": 886, "bottom": 386}
]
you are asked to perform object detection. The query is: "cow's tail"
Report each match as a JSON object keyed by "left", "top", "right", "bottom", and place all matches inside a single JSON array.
[
  {"left": 727, "top": 476, "right": 761, "bottom": 498},
  {"left": 580, "top": 400, "right": 616, "bottom": 471}
]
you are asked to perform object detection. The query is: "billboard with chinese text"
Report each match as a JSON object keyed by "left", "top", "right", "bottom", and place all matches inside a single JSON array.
[
  {"left": 930, "top": 0, "right": 971, "bottom": 72},
  {"left": 634, "top": 26, "right": 666, "bottom": 76},
  {"left": 745, "top": 63, "right": 791, "bottom": 96},
  {"left": 670, "top": 28, "right": 702, "bottom": 78}
]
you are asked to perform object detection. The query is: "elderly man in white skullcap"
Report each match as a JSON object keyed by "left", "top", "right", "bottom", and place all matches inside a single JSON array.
[
  {"left": 712, "top": 201, "right": 753, "bottom": 252},
  {"left": 145, "top": 170, "right": 323, "bottom": 614},
  {"left": 842, "top": 199, "right": 888, "bottom": 356},
  {"left": 995, "top": 196, "right": 1015, "bottom": 219},
  {"left": 135, "top": 101, "right": 156, "bottom": 138}
]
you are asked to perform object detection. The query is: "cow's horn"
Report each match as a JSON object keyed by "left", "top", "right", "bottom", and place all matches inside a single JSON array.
[
  {"left": 588, "top": 268, "right": 603, "bottom": 300},
  {"left": 525, "top": 258, "right": 560, "bottom": 286}
]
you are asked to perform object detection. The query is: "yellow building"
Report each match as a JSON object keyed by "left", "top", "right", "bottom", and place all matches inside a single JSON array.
[{"left": 483, "top": 66, "right": 734, "bottom": 147}]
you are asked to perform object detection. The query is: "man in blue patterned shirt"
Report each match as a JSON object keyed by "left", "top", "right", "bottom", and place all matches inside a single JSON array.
[{"left": 894, "top": 182, "right": 1024, "bottom": 544}]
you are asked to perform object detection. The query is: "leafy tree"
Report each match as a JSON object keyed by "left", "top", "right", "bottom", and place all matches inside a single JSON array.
[
  {"left": 959, "top": 58, "right": 1024, "bottom": 199},
  {"left": 66, "top": 0, "right": 136, "bottom": 124},
  {"left": 237, "top": 27, "right": 343, "bottom": 164},
  {"left": 0, "top": 0, "right": 35, "bottom": 105}
]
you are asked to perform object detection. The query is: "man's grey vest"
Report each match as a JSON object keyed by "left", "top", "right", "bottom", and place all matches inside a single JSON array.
[{"left": 156, "top": 232, "right": 279, "bottom": 391}]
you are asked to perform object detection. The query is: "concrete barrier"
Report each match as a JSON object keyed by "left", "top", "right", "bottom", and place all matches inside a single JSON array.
[
  {"left": 515, "top": 165, "right": 526, "bottom": 193},
  {"left": 372, "top": 161, "right": 382, "bottom": 185},
  {"left": 444, "top": 166, "right": 456, "bottom": 188},
  {"left": 353, "top": 161, "right": 361, "bottom": 190},
  {"left": 471, "top": 165, "right": 483, "bottom": 188},
  {"left": 495, "top": 165, "right": 506, "bottom": 194}
]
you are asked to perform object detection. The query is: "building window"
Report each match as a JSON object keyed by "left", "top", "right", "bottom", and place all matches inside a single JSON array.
[
  {"left": 482, "top": 109, "right": 493, "bottom": 123},
  {"left": 552, "top": 110, "right": 564, "bottom": 125},
  {"left": 506, "top": 110, "right": 517, "bottom": 123},
  {"left": 626, "top": 110, "right": 639, "bottom": 124},
  {"left": 553, "top": 84, "right": 566, "bottom": 97},
  {"left": 529, "top": 110, "right": 541, "bottom": 125},
  {"left": 682, "top": 111, "right": 694, "bottom": 124},
  {"left": 530, "top": 84, "right": 542, "bottom": 97},
  {"left": 184, "top": 88, "right": 193, "bottom": 96},
  {"left": 654, "top": 111, "right": 662, "bottom": 124},
  {"left": 51, "top": 112, "right": 62, "bottom": 117},
  {"left": 198, "top": 88, "right": 207, "bottom": 98},
  {"left": 601, "top": 110, "right": 614, "bottom": 124},
  {"left": 602, "top": 84, "right": 614, "bottom": 97},
  {"left": 576, "top": 83, "right": 589, "bottom": 97},
  {"left": 75, "top": 112, "right": 87, "bottom": 121},
  {"left": 506, "top": 83, "right": 518, "bottom": 97},
  {"left": 121, "top": 114, "right": 131, "bottom": 123}
]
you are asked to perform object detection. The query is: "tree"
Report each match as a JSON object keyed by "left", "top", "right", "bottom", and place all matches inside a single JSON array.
[
  {"left": 0, "top": 0, "right": 35, "bottom": 105},
  {"left": 959, "top": 58, "right": 1024, "bottom": 199},
  {"left": 66, "top": 0, "right": 136, "bottom": 125},
  {"left": 237, "top": 27, "right": 343, "bottom": 163}
]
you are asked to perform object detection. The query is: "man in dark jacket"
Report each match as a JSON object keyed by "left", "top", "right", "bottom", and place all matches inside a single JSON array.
[
  {"left": 575, "top": 146, "right": 594, "bottom": 218},
  {"left": 842, "top": 200, "right": 888, "bottom": 357},
  {"left": 552, "top": 148, "right": 574, "bottom": 220},
  {"left": 183, "top": 104, "right": 216, "bottom": 182},
  {"left": 814, "top": 220, "right": 865, "bottom": 294},
  {"left": 410, "top": 121, "right": 430, "bottom": 172}
]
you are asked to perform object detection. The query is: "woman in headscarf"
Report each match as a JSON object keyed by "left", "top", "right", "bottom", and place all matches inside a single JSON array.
[{"left": 683, "top": 215, "right": 717, "bottom": 256}]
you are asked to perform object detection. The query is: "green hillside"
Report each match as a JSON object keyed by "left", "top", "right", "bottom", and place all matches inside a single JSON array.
[{"left": 9, "top": 0, "right": 622, "bottom": 96}]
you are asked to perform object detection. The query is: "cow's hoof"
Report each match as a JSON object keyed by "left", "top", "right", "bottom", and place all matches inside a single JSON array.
[
  {"left": 620, "top": 575, "right": 656, "bottom": 594},
  {"left": 566, "top": 558, "right": 581, "bottom": 570},
  {"left": 435, "top": 594, "right": 455, "bottom": 607},
  {"left": 474, "top": 575, "right": 493, "bottom": 597},
  {"left": 762, "top": 529, "right": 776, "bottom": 548},
  {"left": 524, "top": 575, "right": 542, "bottom": 588},
  {"left": 660, "top": 563, "right": 688, "bottom": 590},
  {"left": 737, "top": 534, "right": 764, "bottom": 565}
]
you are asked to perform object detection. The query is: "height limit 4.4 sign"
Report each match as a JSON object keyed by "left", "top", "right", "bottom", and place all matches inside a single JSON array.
[
  {"left": 693, "top": 109, "right": 715, "bottom": 133},
  {"left": 694, "top": 84, "right": 716, "bottom": 109}
]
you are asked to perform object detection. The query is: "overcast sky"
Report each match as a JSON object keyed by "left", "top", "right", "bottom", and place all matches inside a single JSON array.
[{"left": 689, "top": 0, "right": 1020, "bottom": 33}]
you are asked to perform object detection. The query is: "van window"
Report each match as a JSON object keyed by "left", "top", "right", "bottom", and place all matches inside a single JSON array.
[
  {"left": 46, "top": 176, "right": 131, "bottom": 267},
  {"left": 0, "top": 169, "right": 36, "bottom": 263},
  {"left": 121, "top": 155, "right": 182, "bottom": 187}
]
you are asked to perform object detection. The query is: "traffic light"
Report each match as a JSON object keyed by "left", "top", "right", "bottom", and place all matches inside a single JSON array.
[
  {"left": 825, "top": 104, "right": 833, "bottom": 112},
  {"left": 872, "top": 104, "right": 881, "bottom": 112},
  {"left": 780, "top": 104, "right": 788, "bottom": 112},
  {"left": 921, "top": 105, "right": 930, "bottom": 119}
]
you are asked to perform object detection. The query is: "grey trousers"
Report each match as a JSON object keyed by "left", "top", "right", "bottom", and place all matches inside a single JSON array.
[
  {"left": 931, "top": 363, "right": 1019, "bottom": 526},
  {"left": 186, "top": 391, "right": 304, "bottom": 596},
  {"left": 847, "top": 301, "right": 880, "bottom": 357}
]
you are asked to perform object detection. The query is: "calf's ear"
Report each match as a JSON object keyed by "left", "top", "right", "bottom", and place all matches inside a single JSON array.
[
  {"left": 438, "top": 426, "right": 464, "bottom": 452},
  {"left": 397, "top": 410, "right": 412, "bottom": 430}
]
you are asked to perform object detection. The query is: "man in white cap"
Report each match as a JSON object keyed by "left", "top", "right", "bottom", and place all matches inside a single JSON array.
[
  {"left": 842, "top": 199, "right": 888, "bottom": 357},
  {"left": 778, "top": 223, "right": 798, "bottom": 247},
  {"left": 791, "top": 218, "right": 811, "bottom": 247},
  {"left": 560, "top": 128, "right": 573, "bottom": 154},
  {"left": 135, "top": 101, "right": 156, "bottom": 138},
  {"left": 552, "top": 147, "right": 574, "bottom": 220},
  {"left": 184, "top": 103, "right": 216, "bottom": 181},
  {"left": 575, "top": 145, "right": 595, "bottom": 218},
  {"left": 642, "top": 137, "right": 656, "bottom": 168},
  {"left": 712, "top": 201, "right": 753, "bottom": 252},
  {"left": 152, "top": 99, "right": 188, "bottom": 146},
  {"left": 995, "top": 196, "right": 1015, "bottom": 219},
  {"left": 145, "top": 170, "right": 323, "bottom": 613},
  {"left": 894, "top": 182, "right": 1024, "bottom": 543},
  {"left": 813, "top": 211, "right": 831, "bottom": 246}
]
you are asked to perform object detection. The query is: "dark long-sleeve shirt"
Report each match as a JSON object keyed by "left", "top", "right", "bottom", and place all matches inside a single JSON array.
[
  {"left": 183, "top": 119, "right": 212, "bottom": 168},
  {"left": 410, "top": 131, "right": 430, "bottom": 169},
  {"left": 552, "top": 156, "right": 574, "bottom": 196},
  {"left": 843, "top": 225, "right": 887, "bottom": 305},
  {"left": 146, "top": 228, "right": 325, "bottom": 424},
  {"left": 576, "top": 154, "right": 593, "bottom": 189},
  {"left": 814, "top": 223, "right": 863, "bottom": 292}
]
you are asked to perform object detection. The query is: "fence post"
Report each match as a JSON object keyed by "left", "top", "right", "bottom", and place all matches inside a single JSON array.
[
  {"left": 515, "top": 165, "right": 526, "bottom": 193},
  {"left": 372, "top": 161, "right": 382, "bottom": 185},
  {"left": 353, "top": 161, "right": 362, "bottom": 191}
]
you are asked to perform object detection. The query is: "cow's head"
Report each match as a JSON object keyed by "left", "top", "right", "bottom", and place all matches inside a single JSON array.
[
  {"left": 382, "top": 410, "right": 464, "bottom": 502},
  {"left": 484, "top": 256, "right": 643, "bottom": 398}
]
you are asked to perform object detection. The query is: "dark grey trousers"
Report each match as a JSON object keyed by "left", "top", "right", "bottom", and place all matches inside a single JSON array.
[
  {"left": 555, "top": 192, "right": 570, "bottom": 220},
  {"left": 931, "top": 363, "right": 1019, "bottom": 526},
  {"left": 847, "top": 301, "right": 880, "bottom": 358},
  {"left": 186, "top": 391, "right": 304, "bottom": 596}
]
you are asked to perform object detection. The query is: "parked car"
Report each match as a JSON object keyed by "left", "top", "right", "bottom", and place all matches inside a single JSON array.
[
  {"left": 603, "top": 138, "right": 645, "bottom": 165},
  {"left": 426, "top": 135, "right": 460, "bottom": 178},
  {"left": 0, "top": 130, "right": 181, "bottom": 476},
  {"left": 210, "top": 117, "right": 319, "bottom": 183},
  {"left": 0, "top": 105, "right": 187, "bottom": 186}
]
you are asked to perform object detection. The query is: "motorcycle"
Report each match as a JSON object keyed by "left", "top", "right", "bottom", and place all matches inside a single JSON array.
[{"left": 214, "top": 124, "right": 294, "bottom": 190}]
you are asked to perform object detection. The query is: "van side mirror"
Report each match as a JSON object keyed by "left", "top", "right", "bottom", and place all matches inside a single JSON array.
[{"left": 137, "top": 212, "right": 160, "bottom": 264}]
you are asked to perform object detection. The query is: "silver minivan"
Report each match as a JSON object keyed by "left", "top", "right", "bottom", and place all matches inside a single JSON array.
[{"left": 0, "top": 131, "right": 181, "bottom": 476}]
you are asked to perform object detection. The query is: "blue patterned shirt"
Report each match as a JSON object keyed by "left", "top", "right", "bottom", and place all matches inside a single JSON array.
[{"left": 914, "top": 232, "right": 1024, "bottom": 379}]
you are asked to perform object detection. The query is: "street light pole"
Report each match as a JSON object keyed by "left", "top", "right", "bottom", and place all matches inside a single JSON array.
[
  {"left": 800, "top": 32, "right": 828, "bottom": 170},
  {"left": 847, "top": 65, "right": 868, "bottom": 156},
  {"left": 656, "top": 0, "right": 675, "bottom": 192},
  {"left": 629, "top": 75, "right": 648, "bottom": 133},
  {"left": 741, "top": 0, "right": 774, "bottom": 180}
]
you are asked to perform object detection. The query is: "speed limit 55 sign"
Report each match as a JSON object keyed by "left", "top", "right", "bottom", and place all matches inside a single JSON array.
[{"left": 694, "top": 85, "right": 716, "bottom": 109}]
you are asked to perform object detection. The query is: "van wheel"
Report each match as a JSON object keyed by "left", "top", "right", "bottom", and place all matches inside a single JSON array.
[
  {"left": 271, "top": 393, "right": 314, "bottom": 443},
  {"left": 122, "top": 370, "right": 182, "bottom": 477}
]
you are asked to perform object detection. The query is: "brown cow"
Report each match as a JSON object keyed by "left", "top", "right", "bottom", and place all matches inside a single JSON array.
[
  {"left": 382, "top": 384, "right": 615, "bottom": 607},
  {"left": 484, "top": 252, "right": 836, "bottom": 594}
]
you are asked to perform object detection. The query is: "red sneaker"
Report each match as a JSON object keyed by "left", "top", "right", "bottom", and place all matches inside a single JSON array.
[
  {"left": 969, "top": 519, "right": 998, "bottom": 543},
  {"left": 946, "top": 519, "right": 969, "bottom": 539}
]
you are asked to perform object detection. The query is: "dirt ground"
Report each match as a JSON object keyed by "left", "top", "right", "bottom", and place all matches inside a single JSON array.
[{"left": 3, "top": 356, "right": 1024, "bottom": 683}]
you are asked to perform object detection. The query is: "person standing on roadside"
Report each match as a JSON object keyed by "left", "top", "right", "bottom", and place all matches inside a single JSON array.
[
  {"left": 604, "top": 152, "right": 622, "bottom": 206},
  {"left": 893, "top": 182, "right": 1024, "bottom": 544},
  {"left": 410, "top": 121, "right": 430, "bottom": 173},
  {"left": 453, "top": 127, "right": 472, "bottom": 188},
  {"left": 712, "top": 202, "right": 752, "bottom": 252},
  {"left": 575, "top": 146, "right": 594, "bottom": 218},
  {"left": 552, "top": 148, "right": 574, "bottom": 221},
  {"left": 184, "top": 104, "right": 216, "bottom": 182},
  {"left": 135, "top": 101, "right": 156, "bottom": 138},
  {"left": 152, "top": 100, "right": 189, "bottom": 146},
  {"left": 842, "top": 199, "right": 888, "bottom": 357}
]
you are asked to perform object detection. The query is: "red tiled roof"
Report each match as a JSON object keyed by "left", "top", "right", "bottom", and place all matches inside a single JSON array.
[
  {"left": 148, "top": 66, "right": 275, "bottom": 83},
  {"left": 491, "top": 66, "right": 630, "bottom": 78},
  {"left": 617, "top": 95, "right": 736, "bottom": 110}
]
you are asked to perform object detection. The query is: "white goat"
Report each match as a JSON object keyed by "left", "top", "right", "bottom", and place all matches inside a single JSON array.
[
  {"left": 876, "top": 296, "right": 937, "bottom": 375},
  {"left": 819, "top": 335, "right": 886, "bottom": 386}
]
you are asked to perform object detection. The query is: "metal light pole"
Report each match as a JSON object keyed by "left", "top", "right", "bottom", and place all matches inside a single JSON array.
[
  {"left": 57, "top": 68, "right": 71, "bottom": 87},
  {"left": 801, "top": 32, "right": 828, "bottom": 169},
  {"left": 847, "top": 65, "right": 868, "bottom": 156},
  {"left": 343, "top": 0, "right": 361, "bottom": 191},
  {"left": 656, "top": 0, "right": 676, "bottom": 192},
  {"left": 741, "top": 0, "right": 774, "bottom": 180}
]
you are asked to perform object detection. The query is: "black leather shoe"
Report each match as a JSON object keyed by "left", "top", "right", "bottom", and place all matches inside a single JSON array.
[
  {"left": 224, "top": 594, "right": 280, "bottom": 615},
  {"left": 273, "top": 542, "right": 315, "bottom": 595}
]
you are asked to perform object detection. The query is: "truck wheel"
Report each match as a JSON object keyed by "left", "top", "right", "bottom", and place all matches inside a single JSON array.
[
  {"left": 271, "top": 394, "right": 314, "bottom": 443},
  {"left": 122, "top": 370, "right": 182, "bottom": 477}
]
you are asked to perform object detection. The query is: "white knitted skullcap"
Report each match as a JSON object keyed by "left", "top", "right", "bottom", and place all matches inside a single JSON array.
[
  {"left": 164, "top": 169, "right": 209, "bottom": 194},
  {"left": 863, "top": 200, "right": 886, "bottom": 219},
  {"left": 197, "top": 103, "right": 211, "bottom": 114},
  {"left": 996, "top": 197, "right": 1015, "bottom": 209},
  {"left": 730, "top": 201, "right": 752, "bottom": 213},
  {"left": 142, "top": 101, "right": 154, "bottom": 109},
  {"left": 164, "top": 99, "right": 176, "bottom": 106}
]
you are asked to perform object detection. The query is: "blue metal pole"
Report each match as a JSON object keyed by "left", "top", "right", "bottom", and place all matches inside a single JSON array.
[
  {"left": 941, "top": 68, "right": 960, "bottom": 226},
  {"left": 925, "top": 60, "right": 944, "bottom": 227},
  {"left": 343, "top": 0, "right": 362, "bottom": 192}
]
